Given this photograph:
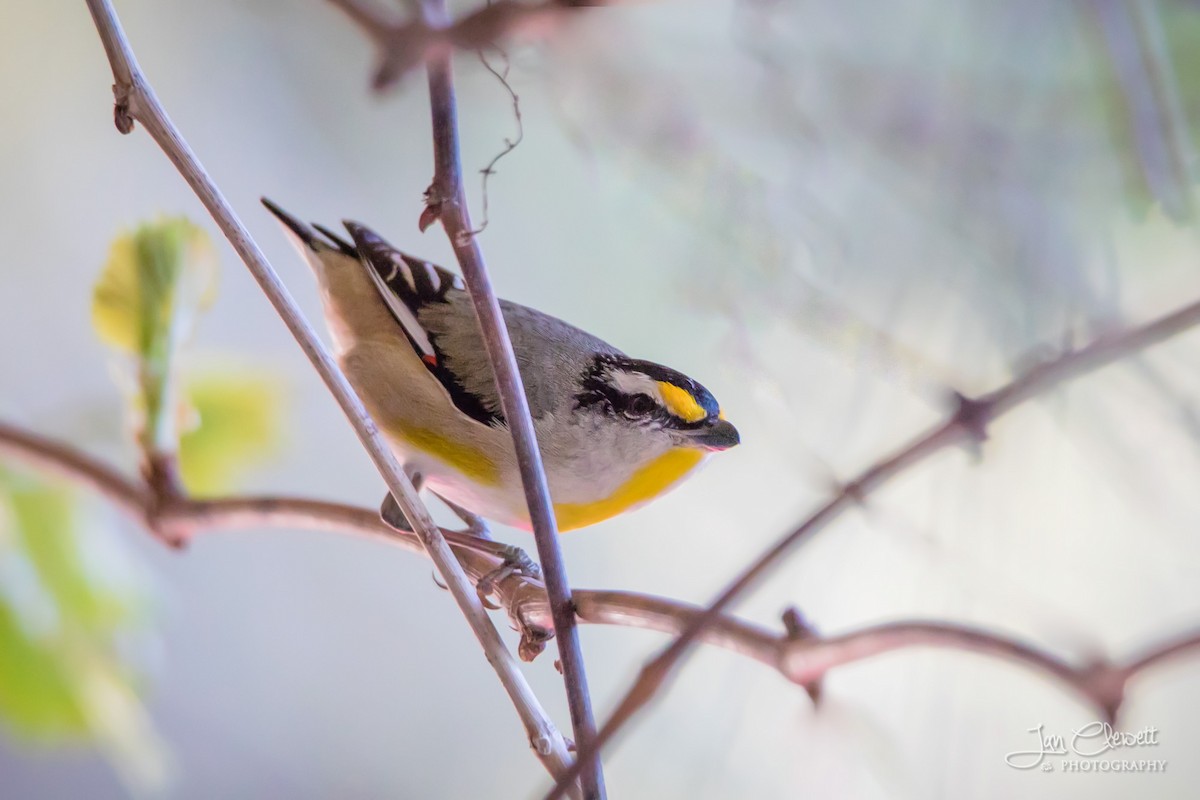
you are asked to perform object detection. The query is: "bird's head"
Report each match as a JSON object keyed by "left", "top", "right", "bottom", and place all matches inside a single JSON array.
[{"left": 575, "top": 355, "right": 740, "bottom": 452}]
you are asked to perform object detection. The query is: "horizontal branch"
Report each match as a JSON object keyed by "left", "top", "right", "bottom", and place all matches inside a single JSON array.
[
  {"left": 327, "top": 0, "right": 602, "bottom": 90},
  {"left": 547, "top": 292, "right": 1200, "bottom": 798},
  {"left": 4, "top": 419, "right": 1198, "bottom": 737}
]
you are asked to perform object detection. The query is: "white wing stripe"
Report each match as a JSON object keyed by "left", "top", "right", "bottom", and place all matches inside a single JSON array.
[
  {"left": 420, "top": 262, "right": 438, "bottom": 288},
  {"left": 363, "top": 261, "right": 436, "bottom": 358},
  {"left": 605, "top": 369, "right": 664, "bottom": 402},
  {"left": 399, "top": 259, "right": 416, "bottom": 292}
]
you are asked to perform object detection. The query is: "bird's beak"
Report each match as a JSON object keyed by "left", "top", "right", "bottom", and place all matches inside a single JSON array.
[{"left": 687, "top": 419, "right": 740, "bottom": 451}]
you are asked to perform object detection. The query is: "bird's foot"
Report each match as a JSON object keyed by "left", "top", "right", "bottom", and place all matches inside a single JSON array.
[
  {"left": 435, "top": 492, "right": 494, "bottom": 541},
  {"left": 379, "top": 491, "right": 540, "bottom": 607},
  {"left": 475, "top": 542, "right": 541, "bottom": 608}
]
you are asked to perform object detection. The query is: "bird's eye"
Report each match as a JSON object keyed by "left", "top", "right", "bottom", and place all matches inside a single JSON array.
[{"left": 624, "top": 394, "right": 656, "bottom": 418}]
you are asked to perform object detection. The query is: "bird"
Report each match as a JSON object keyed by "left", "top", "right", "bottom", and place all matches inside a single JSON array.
[{"left": 262, "top": 198, "right": 739, "bottom": 533}]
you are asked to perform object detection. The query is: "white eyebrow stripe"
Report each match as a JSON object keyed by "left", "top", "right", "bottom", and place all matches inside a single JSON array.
[{"left": 604, "top": 369, "right": 664, "bottom": 402}]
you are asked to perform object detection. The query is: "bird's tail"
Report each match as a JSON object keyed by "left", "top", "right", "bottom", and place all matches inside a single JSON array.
[
  {"left": 261, "top": 197, "right": 394, "bottom": 352},
  {"left": 261, "top": 197, "right": 356, "bottom": 257}
]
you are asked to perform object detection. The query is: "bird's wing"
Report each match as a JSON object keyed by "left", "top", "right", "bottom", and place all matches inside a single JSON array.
[{"left": 342, "top": 221, "right": 504, "bottom": 428}]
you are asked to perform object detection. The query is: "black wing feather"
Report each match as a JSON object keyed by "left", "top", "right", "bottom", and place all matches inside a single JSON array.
[
  {"left": 341, "top": 221, "right": 501, "bottom": 427},
  {"left": 312, "top": 223, "right": 357, "bottom": 257},
  {"left": 264, "top": 202, "right": 498, "bottom": 426}
]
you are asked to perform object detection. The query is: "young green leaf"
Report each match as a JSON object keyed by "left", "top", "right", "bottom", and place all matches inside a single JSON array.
[
  {"left": 179, "top": 370, "right": 283, "bottom": 496},
  {"left": 92, "top": 218, "right": 218, "bottom": 460}
]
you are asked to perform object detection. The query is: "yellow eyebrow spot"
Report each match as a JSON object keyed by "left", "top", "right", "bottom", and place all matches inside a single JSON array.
[{"left": 656, "top": 381, "right": 707, "bottom": 423}]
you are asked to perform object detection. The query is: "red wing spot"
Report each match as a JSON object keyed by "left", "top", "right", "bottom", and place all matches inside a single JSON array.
[{"left": 422, "top": 354, "right": 439, "bottom": 368}]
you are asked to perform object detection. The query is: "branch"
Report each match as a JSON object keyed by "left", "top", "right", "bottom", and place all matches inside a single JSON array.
[
  {"left": 6, "top": 419, "right": 1197, "bottom": 734},
  {"left": 415, "top": 0, "right": 604, "bottom": 796},
  {"left": 1087, "top": 0, "right": 1196, "bottom": 221},
  {"left": 327, "top": 0, "right": 596, "bottom": 91},
  {"left": 547, "top": 294, "right": 1200, "bottom": 798},
  {"left": 80, "top": 0, "right": 575, "bottom": 789},
  {"left": 573, "top": 596, "right": 1200, "bottom": 727}
]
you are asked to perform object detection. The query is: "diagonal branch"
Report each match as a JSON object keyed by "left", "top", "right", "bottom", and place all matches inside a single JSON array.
[
  {"left": 415, "top": 0, "right": 604, "bottom": 796},
  {"left": 4, "top": 418, "right": 1199, "bottom": 746},
  {"left": 80, "top": 0, "right": 575, "bottom": 790},
  {"left": 546, "top": 295, "right": 1200, "bottom": 798}
]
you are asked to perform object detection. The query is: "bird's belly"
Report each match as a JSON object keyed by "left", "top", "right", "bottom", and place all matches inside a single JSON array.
[
  {"left": 550, "top": 447, "right": 707, "bottom": 531},
  {"left": 423, "top": 446, "right": 706, "bottom": 532},
  {"left": 389, "top": 422, "right": 504, "bottom": 488}
]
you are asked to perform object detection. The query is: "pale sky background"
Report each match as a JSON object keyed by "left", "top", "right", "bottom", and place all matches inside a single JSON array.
[{"left": 3, "top": 1, "right": 1200, "bottom": 798}]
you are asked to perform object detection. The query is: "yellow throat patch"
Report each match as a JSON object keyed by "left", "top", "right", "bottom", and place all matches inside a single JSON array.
[{"left": 553, "top": 447, "right": 705, "bottom": 532}]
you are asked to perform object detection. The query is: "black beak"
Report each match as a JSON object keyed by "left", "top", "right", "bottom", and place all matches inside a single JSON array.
[{"left": 688, "top": 419, "right": 740, "bottom": 451}]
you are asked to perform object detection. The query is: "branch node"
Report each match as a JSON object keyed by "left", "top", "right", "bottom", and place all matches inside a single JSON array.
[
  {"left": 781, "top": 607, "right": 817, "bottom": 640},
  {"left": 1080, "top": 661, "right": 1126, "bottom": 725},
  {"left": 530, "top": 732, "right": 555, "bottom": 756},
  {"left": 842, "top": 479, "right": 868, "bottom": 507},
  {"left": 112, "top": 81, "right": 135, "bottom": 134},
  {"left": 420, "top": 182, "right": 449, "bottom": 231},
  {"left": 519, "top": 625, "right": 553, "bottom": 661},
  {"left": 950, "top": 391, "right": 992, "bottom": 444}
]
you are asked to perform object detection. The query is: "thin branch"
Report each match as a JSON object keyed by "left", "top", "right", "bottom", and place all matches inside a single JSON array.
[
  {"left": 80, "top": 0, "right": 575, "bottom": 789},
  {"left": 547, "top": 295, "right": 1200, "bottom": 798},
  {"left": 0, "top": 420, "right": 152, "bottom": 527},
  {"left": 415, "top": 0, "right": 604, "bottom": 795},
  {"left": 4, "top": 419, "right": 1199, "bottom": 747}
]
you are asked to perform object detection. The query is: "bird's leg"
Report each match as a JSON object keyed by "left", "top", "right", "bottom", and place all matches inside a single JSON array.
[
  {"left": 435, "top": 492, "right": 493, "bottom": 540},
  {"left": 378, "top": 475, "right": 540, "bottom": 605},
  {"left": 431, "top": 493, "right": 540, "bottom": 604},
  {"left": 472, "top": 542, "right": 541, "bottom": 606},
  {"left": 379, "top": 468, "right": 424, "bottom": 532}
]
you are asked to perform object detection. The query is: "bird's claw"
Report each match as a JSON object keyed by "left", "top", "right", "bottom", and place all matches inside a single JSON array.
[{"left": 476, "top": 543, "right": 541, "bottom": 606}]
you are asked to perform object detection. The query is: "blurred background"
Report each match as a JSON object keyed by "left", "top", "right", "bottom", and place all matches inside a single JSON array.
[{"left": 3, "top": 0, "right": 1200, "bottom": 797}]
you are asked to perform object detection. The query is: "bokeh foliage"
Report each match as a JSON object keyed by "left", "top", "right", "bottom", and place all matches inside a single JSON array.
[
  {"left": 0, "top": 467, "right": 164, "bottom": 786},
  {"left": 1, "top": 217, "right": 280, "bottom": 786}
]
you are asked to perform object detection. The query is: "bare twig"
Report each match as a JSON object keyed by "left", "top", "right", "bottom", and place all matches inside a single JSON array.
[
  {"left": 5, "top": 418, "right": 1198, "bottom": 734},
  {"left": 80, "top": 0, "right": 575, "bottom": 788},
  {"left": 546, "top": 296, "right": 1200, "bottom": 798},
  {"left": 415, "top": 0, "right": 604, "bottom": 795},
  {"left": 471, "top": 47, "right": 525, "bottom": 236},
  {"left": 0, "top": 420, "right": 152, "bottom": 524},
  {"left": 328, "top": 0, "right": 595, "bottom": 91}
]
